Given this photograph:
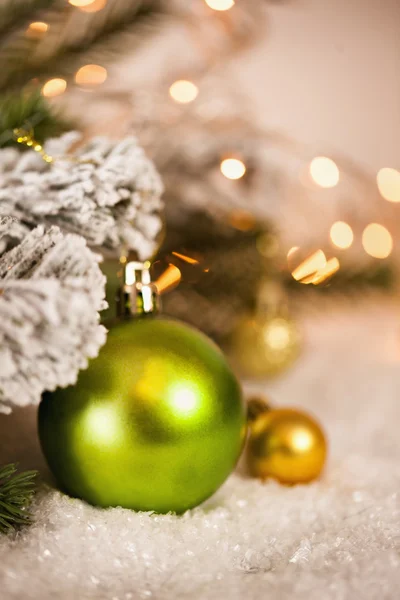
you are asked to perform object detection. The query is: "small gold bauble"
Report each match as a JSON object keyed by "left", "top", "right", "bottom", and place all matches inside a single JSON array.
[
  {"left": 232, "top": 315, "right": 301, "bottom": 378},
  {"left": 247, "top": 395, "right": 272, "bottom": 422},
  {"left": 247, "top": 408, "right": 327, "bottom": 484}
]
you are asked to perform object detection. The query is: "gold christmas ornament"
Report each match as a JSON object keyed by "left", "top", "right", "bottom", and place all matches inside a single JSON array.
[
  {"left": 231, "top": 279, "right": 301, "bottom": 377},
  {"left": 246, "top": 399, "right": 327, "bottom": 484}
]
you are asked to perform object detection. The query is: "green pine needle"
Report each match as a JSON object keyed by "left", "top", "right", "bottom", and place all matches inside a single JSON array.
[
  {"left": 0, "top": 89, "right": 73, "bottom": 148},
  {"left": 0, "top": 0, "right": 57, "bottom": 38},
  {"left": 0, "top": 463, "right": 37, "bottom": 534}
]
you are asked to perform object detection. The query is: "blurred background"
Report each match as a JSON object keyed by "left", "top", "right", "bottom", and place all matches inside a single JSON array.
[{"left": 1, "top": 0, "right": 400, "bottom": 378}]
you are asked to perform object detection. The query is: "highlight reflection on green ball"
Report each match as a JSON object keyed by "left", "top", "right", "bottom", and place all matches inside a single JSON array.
[{"left": 38, "top": 318, "right": 246, "bottom": 513}]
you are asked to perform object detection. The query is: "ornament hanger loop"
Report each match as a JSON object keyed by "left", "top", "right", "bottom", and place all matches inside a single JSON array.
[{"left": 120, "top": 260, "right": 160, "bottom": 316}]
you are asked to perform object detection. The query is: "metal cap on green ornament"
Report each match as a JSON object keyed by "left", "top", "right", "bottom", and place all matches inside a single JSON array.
[
  {"left": 117, "top": 260, "right": 161, "bottom": 317},
  {"left": 38, "top": 259, "right": 247, "bottom": 514}
]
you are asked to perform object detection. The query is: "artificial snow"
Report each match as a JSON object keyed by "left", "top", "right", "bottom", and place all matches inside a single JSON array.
[{"left": 0, "top": 301, "right": 399, "bottom": 599}]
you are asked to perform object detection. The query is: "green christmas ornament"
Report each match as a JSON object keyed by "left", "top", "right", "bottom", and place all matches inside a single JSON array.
[{"left": 38, "top": 262, "right": 246, "bottom": 513}]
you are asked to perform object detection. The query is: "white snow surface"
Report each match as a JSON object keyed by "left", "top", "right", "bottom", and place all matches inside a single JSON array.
[{"left": 0, "top": 300, "right": 399, "bottom": 599}]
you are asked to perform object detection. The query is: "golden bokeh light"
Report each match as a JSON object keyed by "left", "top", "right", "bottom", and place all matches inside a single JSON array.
[
  {"left": 291, "top": 250, "right": 326, "bottom": 282},
  {"left": 376, "top": 167, "right": 400, "bottom": 203},
  {"left": 290, "top": 249, "right": 339, "bottom": 285},
  {"left": 75, "top": 64, "right": 107, "bottom": 87},
  {"left": 155, "top": 263, "right": 182, "bottom": 295},
  {"left": 26, "top": 22, "right": 48, "bottom": 37},
  {"left": 204, "top": 0, "right": 235, "bottom": 10},
  {"left": 169, "top": 80, "right": 198, "bottom": 104},
  {"left": 220, "top": 158, "right": 246, "bottom": 180},
  {"left": 309, "top": 156, "right": 339, "bottom": 188},
  {"left": 42, "top": 78, "right": 67, "bottom": 98},
  {"left": 305, "top": 257, "right": 340, "bottom": 285},
  {"left": 77, "top": 0, "right": 107, "bottom": 11},
  {"left": 171, "top": 252, "right": 200, "bottom": 266},
  {"left": 229, "top": 210, "right": 256, "bottom": 231},
  {"left": 263, "top": 318, "right": 292, "bottom": 351},
  {"left": 330, "top": 221, "right": 354, "bottom": 249},
  {"left": 362, "top": 224, "right": 393, "bottom": 259},
  {"left": 68, "top": 0, "right": 96, "bottom": 6}
]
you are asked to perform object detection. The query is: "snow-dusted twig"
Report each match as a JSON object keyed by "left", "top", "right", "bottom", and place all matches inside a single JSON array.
[
  {"left": 0, "top": 133, "right": 164, "bottom": 259},
  {"left": 0, "top": 217, "right": 107, "bottom": 413}
]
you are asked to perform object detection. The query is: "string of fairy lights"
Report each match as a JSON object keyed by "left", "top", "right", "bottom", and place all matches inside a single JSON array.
[
  {"left": 307, "top": 157, "right": 396, "bottom": 261},
  {"left": 26, "top": 0, "right": 400, "bottom": 277}
]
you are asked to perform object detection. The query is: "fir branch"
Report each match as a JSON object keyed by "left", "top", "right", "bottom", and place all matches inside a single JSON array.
[
  {"left": 0, "top": 0, "right": 58, "bottom": 38},
  {"left": 0, "top": 463, "right": 37, "bottom": 534},
  {"left": 0, "top": 90, "right": 73, "bottom": 148},
  {"left": 0, "top": 0, "right": 165, "bottom": 92}
]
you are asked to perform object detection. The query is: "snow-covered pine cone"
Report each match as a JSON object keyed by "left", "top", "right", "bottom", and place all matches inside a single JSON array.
[
  {"left": 0, "top": 133, "right": 164, "bottom": 259},
  {"left": 0, "top": 217, "right": 107, "bottom": 413}
]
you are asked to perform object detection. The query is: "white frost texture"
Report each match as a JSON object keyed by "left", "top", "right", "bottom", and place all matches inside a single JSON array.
[
  {"left": 0, "top": 133, "right": 164, "bottom": 259},
  {"left": 0, "top": 217, "right": 107, "bottom": 413},
  {"left": 0, "top": 301, "right": 399, "bottom": 598}
]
